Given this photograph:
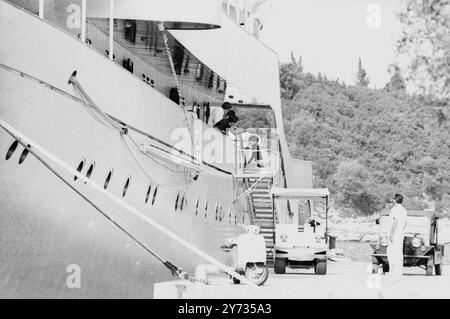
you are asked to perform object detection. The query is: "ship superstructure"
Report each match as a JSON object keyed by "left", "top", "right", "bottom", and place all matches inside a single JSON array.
[{"left": 0, "top": 0, "right": 312, "bottom": 298}]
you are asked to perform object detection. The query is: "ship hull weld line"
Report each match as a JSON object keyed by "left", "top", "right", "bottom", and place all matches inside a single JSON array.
[{"left": 0, "top": 63, "right": 231, "bottom": 176}]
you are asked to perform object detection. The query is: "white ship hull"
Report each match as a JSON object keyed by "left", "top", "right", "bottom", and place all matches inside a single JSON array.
[{"left": 0, "top": 1, "right": 244, "bottom": 298}]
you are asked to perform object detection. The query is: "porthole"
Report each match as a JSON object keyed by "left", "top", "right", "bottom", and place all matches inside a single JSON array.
[
  {"left": 179, "top": 195, "right": 186, "bottom": 212},
  {"left": 195, "top": 197, "right": 200, "bottom": 216},
  {"left": 204, "top": 200, "right": 208, "bottom": 218},
  {"left": 74, "top": 159, "right": 85, "bottom": 181},
  {"left": 5, "top": 140, "right": 19, "bottom": 160},
  {"left": 86, "top": 162, "right": 95, "bottom": 178},
  {"left": 152, "top": 187, "right": 158, "bottom": 205},
  {"left": 145, "top": 184, "right": 152, "bottom": 204},
  {"left": 215, "top": 202, "right": 219, "bottom": 221},
  {"left": 122, "top": 177, "right": 131, "bottom": 197},
  {"left": 218, "top": 204, "right": 225, "bottom": 222},
  {"left": 175, "top": 193, "right": 180, "bottom": 211},
  {"left": 18, "top": 146, "right": 30, "bottom": 165},
  {"left": 104, "top": 170, "right": 113, "bottom": 189}
]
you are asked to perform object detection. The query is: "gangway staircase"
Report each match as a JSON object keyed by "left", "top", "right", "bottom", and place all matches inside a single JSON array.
[
  {"left": 245, "top": 171, "right": 276, "bottom": 261},
  {"left": 232, "top": 130, "right": 281, "bottom": 262},
  {"left": 234, "top": 167, "right": 277, "bottom": 262}
]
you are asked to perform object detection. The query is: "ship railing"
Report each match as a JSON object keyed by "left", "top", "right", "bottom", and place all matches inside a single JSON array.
[
  {"left": 231, "top": 128, "right": 281, "bottom": 225},
  {"left": 232, "top": 129, "right": 281, "bottom": 178}
]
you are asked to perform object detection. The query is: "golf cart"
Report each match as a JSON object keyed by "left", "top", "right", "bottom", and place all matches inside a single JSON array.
[
  {"left": 271, "top": 187, "right": 331, "bottom": 275},
  {"left": 371, "top": 210, "right": 445, "bottom": 276}
]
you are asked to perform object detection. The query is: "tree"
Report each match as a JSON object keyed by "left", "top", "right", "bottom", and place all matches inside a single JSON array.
[
  {"left": 396, "top": 0, "right": 450, "bottom": 99},
  {"left": 333, "top": 160, "right": 378, "bottom": 215},
  {"left": 279, "top": 51, "right": 304, "bottom": 99},
  {"left": 355, "top": 58, "right": 370, "bottom": 87},
  {"left": 384, "top": 65, "right": 406, "bottom": 92}
]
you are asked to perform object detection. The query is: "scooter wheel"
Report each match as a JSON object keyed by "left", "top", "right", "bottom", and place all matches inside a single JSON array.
[{"left": 245, "top": 264, "right": 269, "bottom": 286}]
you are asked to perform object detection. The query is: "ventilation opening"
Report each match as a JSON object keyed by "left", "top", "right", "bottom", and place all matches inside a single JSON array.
[
  {"left": 145, "top": 184, "right": 152, "bottom": 204},
  {"left": 122, "top": 177, "right": 131, "bottom": 197},
  {"left": 215, "top": 202, "right": 219, "bottom": 221},
  {"left": 204, "top": 200, "right": 208, "bottom": 218},
  {"left": 217, "top": 204, "right": 224, "bottom": 222},
  {"left": 5, "top": 140, "right": 19, "bottom": 160},
  {"left": 175, "top": 193, "right": 180, "bottom": 211},
  {"left": 195, "top": 198, "right": 200, "bottom": 216},
  {"left": 228, "top": 207, "right": 232, "bottom": 224},
  {"left": 74, "top": 159, "right": 85, "bottom": 181},
  {"left": 180, "top": 196, "right": 186, "bottom": 212},
  {"left": 104, "top": 170, "right": 113, "bottom": 189},
  {"left": 152, "top": 187, "right": 158, "bottom": 205},
  {"left": 86, "top": 162, "right": 95, "bottom": 178},
  {"left": 18, "top": 146, "right": 30, "bottom": 165}
]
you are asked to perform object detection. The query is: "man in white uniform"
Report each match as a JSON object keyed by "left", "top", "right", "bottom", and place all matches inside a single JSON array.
[{"left": 387, "top": 194, "right": 408, "bottom": 275}]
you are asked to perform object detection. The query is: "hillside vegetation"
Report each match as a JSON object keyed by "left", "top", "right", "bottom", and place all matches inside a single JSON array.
[
  {"left": 280, "top": 56, "right": 449, "bottom": 216},
  {"left": 241, "top": 0, "right": 450, "bottom": 216},
  {"left": 242, "top": 55, "right": 449, "bottom": 216}
]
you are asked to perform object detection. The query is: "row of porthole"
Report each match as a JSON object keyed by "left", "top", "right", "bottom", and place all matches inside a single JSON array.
[
  {"left": 73, "top": 158, "right": 158, "bottom": 205},
  {"left": 5, "top": 143, "right": 241, "bottom": 224},
  {"left": 191, "top": 196, "right": 237, "bottom": 225},
  {"left": 5, "top": 140, "right": 30, "bottom": 164},
  {"left": 5, "top": 142, "right": 243, "bottom": 225}
]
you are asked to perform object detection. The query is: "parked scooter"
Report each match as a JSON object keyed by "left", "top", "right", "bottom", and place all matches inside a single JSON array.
[{"left": 221, "top": 225, "right": 269, "bottom": 286}]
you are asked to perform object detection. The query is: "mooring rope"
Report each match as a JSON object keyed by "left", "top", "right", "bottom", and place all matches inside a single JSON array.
[
  {"left": 159, "top": 23, "right": 198, "bottom": 168},
  {"left": 0, "top": 63, "right": 230, "bottom": 176},
  {"left": 68, "top": 70, "right": 197, "bottom": 192}
]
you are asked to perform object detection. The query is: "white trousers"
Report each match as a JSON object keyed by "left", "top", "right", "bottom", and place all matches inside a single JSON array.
[{"left": 387, "top": 236, "right": 404, "bottom": 275}]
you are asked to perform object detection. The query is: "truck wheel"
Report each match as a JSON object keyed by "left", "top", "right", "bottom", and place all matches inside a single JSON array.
[
  {"left": 314, "top": 260, "right": 327, "bottom": 275},
  {"left": 426, "top": 257, "right": 434, "bottom": 276},
  {"left": 274, "top": 258, "right": 287, "bottom": 274},
  {"left": 371, "top": 257, "right": 379, "bottom": 274},
  {"left": 435, "top": 264, "right": 443, "bottom": 276}
]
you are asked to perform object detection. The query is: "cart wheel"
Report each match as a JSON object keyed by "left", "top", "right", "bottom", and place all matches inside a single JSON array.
[
  {"left": 435, "top": 264, "right": 443, "bottom": 276},
  {"left": 274, "top": 258, "right": 287, "bottom": 274},
  {"left": 314, "top": 260, "right": 327, "bottom": 275},
  {"left": 426, "top": 257, "right": 434, "bottom": 276},
  {"left": 371, "top": 257, "right": 379, "bottom": 274}
]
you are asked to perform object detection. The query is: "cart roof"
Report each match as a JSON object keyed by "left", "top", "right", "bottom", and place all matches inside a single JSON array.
[
  {"left": 270, "top": 187, "right": 330, "bottom": 200},
  {"left": 407, "top": 210, "right": 437, "bottom": 218}
]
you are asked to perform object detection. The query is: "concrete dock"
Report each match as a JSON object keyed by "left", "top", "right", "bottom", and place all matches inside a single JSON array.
[{"left": 154, "top": 261, "right": 450, "bottom": 299}]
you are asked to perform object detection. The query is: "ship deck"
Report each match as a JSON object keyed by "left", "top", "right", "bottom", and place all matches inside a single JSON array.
[{"left": 155, "top": 261, "right": 450, "bottom": 299}]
